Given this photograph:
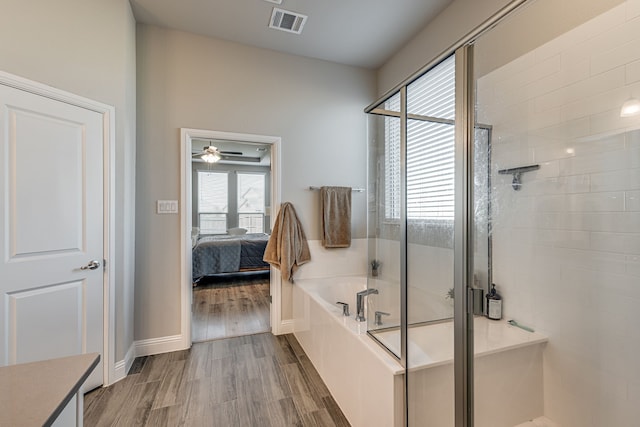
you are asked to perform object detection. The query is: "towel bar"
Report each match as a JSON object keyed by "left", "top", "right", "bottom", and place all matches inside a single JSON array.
[{"left": 308, "top": 186, "right": 365, "bottom": 192}]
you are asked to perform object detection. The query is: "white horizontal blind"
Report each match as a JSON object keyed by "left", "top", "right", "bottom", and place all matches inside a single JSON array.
[
  {"left": 406, "top": 55, "right": 455, "bottom": 220},
  {"left": 406, "top": 120, "right": 455, "bottom": 219},
  {"left": 384, "top": 94, "right": 401, "bottom": 220},
  {"left": 198, "top": 171, "right": 228, "bottom": 233},
  {"left": 198, "top": 171, "right": 228, "bottom": 213},
  {"left": 383, "top": 56, "right": 455, "bottom": 221},
  {"left": 407, "top": 56, "right": 456, "bottom": 120}
]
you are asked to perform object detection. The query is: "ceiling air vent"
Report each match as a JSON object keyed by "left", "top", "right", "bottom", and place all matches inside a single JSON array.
[{"left": 269, "top": 8, "right": 307, "bottom": 34}]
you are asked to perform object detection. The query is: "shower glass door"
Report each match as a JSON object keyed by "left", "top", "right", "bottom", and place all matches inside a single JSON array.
[
  {"left": 405, "top": 55, "right": 457, "bottom": 426},
  {"left": 472, "top": 0, "right": 640, "bottom": 426},
  {"left": 366, "top": 54, "right": 459, "bottom": 425}
]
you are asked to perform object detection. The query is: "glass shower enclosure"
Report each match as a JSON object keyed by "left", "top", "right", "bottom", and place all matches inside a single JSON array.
[{"left": 366, "top": 0, "right": 640, "bottom": 425}]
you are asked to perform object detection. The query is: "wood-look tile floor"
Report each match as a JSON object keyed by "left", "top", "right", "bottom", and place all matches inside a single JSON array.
[
  {"left": 192, "top": 274, "right": 271, "bottom": 342},
  {"left": 84, "top": 333, "right": 351, "bottom": 427}
]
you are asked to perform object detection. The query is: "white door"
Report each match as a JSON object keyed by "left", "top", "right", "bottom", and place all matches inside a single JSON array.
[{"left": 0, "top": 84, "right": 104, "bottom": 390}]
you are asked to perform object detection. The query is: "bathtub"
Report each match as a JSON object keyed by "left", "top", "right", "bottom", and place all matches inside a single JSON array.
[{"left": 292, "top": 276, "right": 548, "bottom": 427}]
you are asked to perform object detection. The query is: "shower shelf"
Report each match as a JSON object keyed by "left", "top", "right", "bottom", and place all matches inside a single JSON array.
[{"left": 498, "top": 164, "right": 540, "bottom": 190}]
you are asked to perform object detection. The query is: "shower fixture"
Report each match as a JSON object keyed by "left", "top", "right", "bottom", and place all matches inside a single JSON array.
[{"left": 498, "top": 164, "right": 540, "bottom": 190}]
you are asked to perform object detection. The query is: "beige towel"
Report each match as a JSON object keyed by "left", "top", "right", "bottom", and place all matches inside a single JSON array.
[
  {"left": 263, "top": 202, "right": 311, "bottom": 282},
  {"left": 320, "top": 186, "right": 351, "bottom": 248}
]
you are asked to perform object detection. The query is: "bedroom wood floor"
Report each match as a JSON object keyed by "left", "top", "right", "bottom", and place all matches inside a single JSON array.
[
  {"left": 192, "top": 273, "right": 271, "bottom": 342},
  {"left": 84, "top": 333, "right": 351, "bottom": 427}
]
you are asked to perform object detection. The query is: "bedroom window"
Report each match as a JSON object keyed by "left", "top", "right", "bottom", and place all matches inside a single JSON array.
[
  {"left": 198, "top": 171, "right": 228, "bottom": 234},
  {"left": 237, "top": 173, "right": 265, "bottom": 233}
]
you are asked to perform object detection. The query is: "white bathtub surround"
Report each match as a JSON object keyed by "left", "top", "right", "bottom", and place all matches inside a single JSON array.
[
  {"left": 278, "top": 238, "right": 367, "bottom": 323},
  {"left": 366, "top": 277, "right": 455, "bottom": 333},
  {"left": 295, "top": 238, "right": 368, "bottom": 280},
  {"left": 293, "top": 276, "right": 548, "bottom": 427},
  {"left": 292, "top": 276, "right": 403, "bottom": 427},
  {"left": 370, "top": 238, "right": 455, "bottom": 324}
]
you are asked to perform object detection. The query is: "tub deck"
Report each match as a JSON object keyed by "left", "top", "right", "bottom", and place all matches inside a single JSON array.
[{"left": 373, "top": 316, "right": 547, "bottom": 370}]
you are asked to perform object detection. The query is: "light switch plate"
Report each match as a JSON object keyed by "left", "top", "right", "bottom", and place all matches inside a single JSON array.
[{"left": 157, "top": 200, "right": 178, "bottom": 214}]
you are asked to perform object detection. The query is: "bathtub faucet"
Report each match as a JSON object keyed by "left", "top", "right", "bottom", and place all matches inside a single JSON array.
[{"left": 355, "top": 288, "right": 379, "bottom": 322}]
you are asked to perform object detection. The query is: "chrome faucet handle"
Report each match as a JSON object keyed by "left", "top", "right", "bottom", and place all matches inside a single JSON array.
[
  {"left": 336, "top": 302, "right": 350, "bottom": 316},
  {"left": 374, "top": 311, "right": 390, "bottom": 326}
]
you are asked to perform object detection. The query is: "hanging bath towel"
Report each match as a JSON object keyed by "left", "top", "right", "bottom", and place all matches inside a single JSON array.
[
  {"left": 320, "top": 186, "right": 351, "bottom": 248},
  {"left": 263, "top": 202, "right": 311, "bottom": 282}
]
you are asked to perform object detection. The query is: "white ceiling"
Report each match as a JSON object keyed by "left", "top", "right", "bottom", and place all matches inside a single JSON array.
[{"left": 129, "top": 0, "right": 454, "bottom": 69}]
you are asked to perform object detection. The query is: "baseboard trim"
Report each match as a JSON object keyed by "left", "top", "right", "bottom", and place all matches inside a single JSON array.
[
  {"left": 113, "top": 359, "right": 125, "bottom": 383},
  {"left": 134, "top": 334, "right": 187, "bottom": 358},
  {"left": 274, "top": 319, "right": 295, "bottom": 335},
  {"left": 112, "top": 343, "right": 135, "bottom": 384}
]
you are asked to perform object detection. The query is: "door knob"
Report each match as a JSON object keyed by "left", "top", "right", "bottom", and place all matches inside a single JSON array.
[{"left": 80, "top": 260, "right": 101, "bottom": 270}]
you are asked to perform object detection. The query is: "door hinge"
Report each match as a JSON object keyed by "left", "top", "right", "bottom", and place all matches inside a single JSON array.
[
  {"left": 267, "top": 295, "right": 272, "bottom": 304},
  {"left": 468, "top": 287, "right": 484, "bottom": 315},
  {"left": 103, "top": 259, "right": 107, "bottom": 269}
]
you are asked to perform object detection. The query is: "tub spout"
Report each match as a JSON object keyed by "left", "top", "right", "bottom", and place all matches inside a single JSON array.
[{"left": 355, "top": 288, "right": 379, "bottom": 322}]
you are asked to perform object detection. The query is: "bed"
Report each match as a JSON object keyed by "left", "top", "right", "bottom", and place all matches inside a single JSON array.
[{"left": 192, "top": 233, "right": 270, "bottom": 281}]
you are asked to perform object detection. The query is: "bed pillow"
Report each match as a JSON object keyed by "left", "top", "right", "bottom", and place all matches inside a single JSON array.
[{"left": 227, "top": 227, "right": 248, "bottom": 235}]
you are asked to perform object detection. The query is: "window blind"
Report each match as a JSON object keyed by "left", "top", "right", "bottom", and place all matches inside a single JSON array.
[
  {"left": 407, "top": 120, "right": 455, "bottom": 219},
  {"left": 407, "top": 56, "right": 456, "bottom": 120},
  {"left": 384, "top": 93, "right": 401, "bottom": 220},
  {"left": 198, "top": 171, "right": 228, "bottom": 213},
  {"left": 384, "top": 55, "right": 455, "bottom": 221}
]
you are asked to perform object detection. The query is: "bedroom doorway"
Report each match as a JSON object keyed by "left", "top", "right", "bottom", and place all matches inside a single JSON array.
[{"left": 180, "top": 129, "right": 282, "bottom": 346}]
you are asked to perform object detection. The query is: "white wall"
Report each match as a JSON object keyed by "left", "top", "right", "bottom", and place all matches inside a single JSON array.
[
  {"left": 477, "top": 1, "right": 640, "bottom": 424},
  {"left": 135, "top": 25, "right": 375, "bottom": 340},
  {"left": 0, "top": 0, "right": 137, "bottom": 364},
  {"left": 376, "top": 0, "right": 513, "bottom": 96}
]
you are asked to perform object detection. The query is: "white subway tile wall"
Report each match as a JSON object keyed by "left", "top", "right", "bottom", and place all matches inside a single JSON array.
[{"left": 477, "top": 1, "right": 640, "bottom": 425}]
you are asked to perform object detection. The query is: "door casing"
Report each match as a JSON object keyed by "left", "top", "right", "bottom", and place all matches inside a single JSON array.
[{"left": 180, "top": 128, "right": 282, "bottom": 349}]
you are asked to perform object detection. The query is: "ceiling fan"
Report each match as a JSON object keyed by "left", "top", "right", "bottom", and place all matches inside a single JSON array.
[{"left": 192, "top": 145, "right": 243, "bottom": 163}]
